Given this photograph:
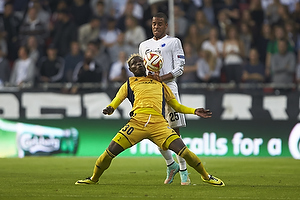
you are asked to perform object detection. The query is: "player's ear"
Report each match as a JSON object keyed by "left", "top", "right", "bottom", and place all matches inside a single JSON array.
[
  {"left": 165, "top": 19, "right": 168, "bottom": 27},
  {"left": 128, "top": 66, "right": 133, "bottom": 72}
]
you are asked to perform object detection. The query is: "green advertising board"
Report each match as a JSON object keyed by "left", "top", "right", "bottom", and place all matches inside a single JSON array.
[{"left": 1, "top": 118, "right": 299, "bottom": 159}]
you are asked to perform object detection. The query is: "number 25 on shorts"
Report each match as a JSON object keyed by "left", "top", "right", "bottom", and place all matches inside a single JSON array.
[{"left": 169, "top": 112, "right": 179, "bottom": 122}]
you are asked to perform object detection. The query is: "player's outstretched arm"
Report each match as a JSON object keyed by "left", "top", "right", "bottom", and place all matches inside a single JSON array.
[
  {"left": 167, "top": 99, "right": 212, "bottom": 118},
  {"left": 103, "top": 95, "right": 124, "bottom": 115},
  {"left": 194, "top": 108, "right": 212, "bottom": 118},
  {"left": 103, "top": 106, "right": 114, "bottom": 115}
]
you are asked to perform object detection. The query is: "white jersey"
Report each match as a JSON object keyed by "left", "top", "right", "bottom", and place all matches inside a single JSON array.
[
  {"left": 139, "top": 35, "right": 185, "bottom": 83},
  {"left": 139, "top": 35, "right": 186, "bottom": 128}
]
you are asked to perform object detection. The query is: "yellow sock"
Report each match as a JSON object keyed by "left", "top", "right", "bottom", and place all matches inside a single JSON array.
[
  {"left": 91, "top": 149, "right": 115, "bottom": 182},
  {"left": 178, "top": 147, "right": 209, "bottom": 180}
]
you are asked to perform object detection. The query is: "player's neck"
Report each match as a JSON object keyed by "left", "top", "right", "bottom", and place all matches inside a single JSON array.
[
  {"left": 135, "top": 73, "right": 147, "bottom": 77},
  {"left": 153, "top": 34, "right": 166, "bottom": 40}
]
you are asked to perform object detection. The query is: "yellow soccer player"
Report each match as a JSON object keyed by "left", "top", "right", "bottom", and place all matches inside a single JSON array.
[{"left": 75, "top": 54, "right": 225, "bottom": 186}]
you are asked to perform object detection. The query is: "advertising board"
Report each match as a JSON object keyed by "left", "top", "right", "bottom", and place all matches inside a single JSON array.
[{"left": 1, "top": 118, "right": 298, "bottom": 159}]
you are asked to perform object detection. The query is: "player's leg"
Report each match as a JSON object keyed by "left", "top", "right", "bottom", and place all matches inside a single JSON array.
[
  {"left": 160, "top": 148, "right": 180, "bottom": 184},
  {"left": 159, "top": 103, "right": 177, "bottom": 169},
  {"left": 173, "top": 127, "right": 190, "bottom": 185},
  {"left": 167, "top": 138, "right": 225, "bottom": 186},
  {"left": 158, "top": 146, "right": 179, "bottom": 184},
  {"left": 158, "top": 147, "right": 175, "bottom": 167},
  {"left": 165, "top": 89, "right": 190, "bottom": 185},
  {"left": 91, "top": 118, "right": 141, "bottom": 182},
  {"left": 150, "top": 115, "right": 188, "bottom": 185},
  {"left": 151, "top": 115, "right": 224, "bottom": 186},
  {"left": 159, "top": 104, "right": 178, "bottom": 184},
  {"left": 90, "top": 140, "right": 124, "bottom": 182},
  {"left": 75, "top": 138, "right": 127, "bottom": 185},
  {"left": 161, "top": 130, "right": 189, "bottom": 185},
  {"left": 75, "top": 117, "right": 144, "bottom": 185},
  {"left": 167, "top": 138, "right": 208, "bottom": 179}
]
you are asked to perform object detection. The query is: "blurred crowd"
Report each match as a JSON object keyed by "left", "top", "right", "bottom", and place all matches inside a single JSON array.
[{"left": 0, "top": 0, "right": 300, "bottom": 92}]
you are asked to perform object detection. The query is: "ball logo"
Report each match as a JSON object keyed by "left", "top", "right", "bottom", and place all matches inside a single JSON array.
[
  {"left": 143, "top": 52, "right": 163, "bottom": 72},
  {"left": 289, "top": 123, "right": 300, "bottom": 159}
]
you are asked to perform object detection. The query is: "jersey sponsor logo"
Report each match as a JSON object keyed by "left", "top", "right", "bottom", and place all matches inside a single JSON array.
[
  {"left": 177, "top": 55, "right": 185, "bottom": 59},
  {"left": 161, "top": 43, "right": 166, "bottom": 47},
  {"left": 145, "top": 48, "right": 161, "bottom": 55},
  {"left": 140, "top": 80, "right": 157, "bottom": 85},
  {"left": 145, "top": 49, "right": 151, "bottom": 54},
  {"left": 19, "top": 133, "right": 60, "bottom": 153}
]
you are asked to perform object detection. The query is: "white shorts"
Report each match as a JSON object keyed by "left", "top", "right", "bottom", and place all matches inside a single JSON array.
[{"left": 165, "top": 81, "right": 186, "bottom": 129}]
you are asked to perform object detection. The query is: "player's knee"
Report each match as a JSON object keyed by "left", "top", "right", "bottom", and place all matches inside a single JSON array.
[
  {"left": 108, "top": 140, "right": 125, "bottom": 156},
  {"left": 168, "top": 138, "right": 185, "bottom": 154},
  {"left": 106, "top": 148, "right": 116, "bottom": 159},
  {"left": 111, "top": 133, "right": 132, "bottom": 153}
]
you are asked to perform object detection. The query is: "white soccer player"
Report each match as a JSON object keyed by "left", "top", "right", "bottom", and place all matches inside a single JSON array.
[{"left": 139, "top": 12, "right": 189, "bottom": 185}]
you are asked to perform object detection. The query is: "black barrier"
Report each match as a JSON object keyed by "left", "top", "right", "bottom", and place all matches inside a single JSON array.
[{"left": 0, "top": 83, "right": 299, "bottom": 120}]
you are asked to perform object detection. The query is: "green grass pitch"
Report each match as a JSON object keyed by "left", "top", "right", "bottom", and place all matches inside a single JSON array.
[{"left": 0, "top": 157, "right": 299, "bottom": 200}]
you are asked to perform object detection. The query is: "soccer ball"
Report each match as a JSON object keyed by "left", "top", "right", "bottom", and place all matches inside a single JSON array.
[{"left": 143, "top": 52, "right": 163, "bottom": 72}]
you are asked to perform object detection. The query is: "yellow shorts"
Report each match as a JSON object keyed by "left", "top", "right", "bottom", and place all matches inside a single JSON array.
[{"left": 112, "top": 113, "right": 179, "bottom": 150}]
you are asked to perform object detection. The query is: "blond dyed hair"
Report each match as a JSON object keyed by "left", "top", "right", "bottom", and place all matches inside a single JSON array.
[{"left": 127, "top": 53, "right": 142, "bottom": 66}]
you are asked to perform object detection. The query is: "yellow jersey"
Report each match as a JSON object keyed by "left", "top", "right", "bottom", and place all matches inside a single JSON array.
[{"left": 108, "top": 76, "right": 195, "bottom": 117}]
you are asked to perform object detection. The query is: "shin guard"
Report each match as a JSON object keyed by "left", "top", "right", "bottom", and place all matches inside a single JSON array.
[
  {"left": 91, "top": 149, "right": 116, "bottom": 181},
  {"left": 178, "top": 147, "right": 208, "bottom": 177}
]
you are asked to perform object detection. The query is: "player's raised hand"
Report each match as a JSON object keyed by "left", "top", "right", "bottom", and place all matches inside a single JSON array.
[
  {"left": 194, "top": 108, "right": 212, "bottom": 118},
  {"left": 103, "top": 106, "right": 114, "bottom": 115}
]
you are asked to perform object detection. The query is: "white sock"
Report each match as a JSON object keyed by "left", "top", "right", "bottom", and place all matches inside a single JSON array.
[
  {"left": 158, "top": 147, "right": 174, "bottom": 166},
  {"left": 176, "top": 154, "right": 187, "bottom": 171},
  {"left": 174, "top": 135, "right": 187, "bottom": 171}
]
